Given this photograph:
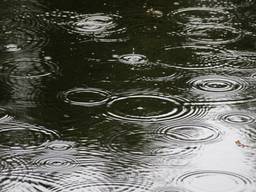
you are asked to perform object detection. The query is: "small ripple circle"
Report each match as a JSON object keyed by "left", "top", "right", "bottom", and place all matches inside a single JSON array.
[{"left": 61, "top": 88, "right": 111, "bottom": 107}]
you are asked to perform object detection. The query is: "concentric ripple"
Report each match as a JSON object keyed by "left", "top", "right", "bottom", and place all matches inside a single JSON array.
[
  {"left": 171, "top": 7, "right": 232, "bottom": 25},
  {"left": 154, "top": 46, "right": 230, "bottom": 69},
  {"left": 184, "top": 25, "right": 242, "bottom": 45},
  {"left": 176, "top": 170, "right": 253, "bottom": 192},
  {"left": 106, "top": 95, "right": 207, "bottom": 122},
  {"left": 118, "top": 54, "right": 148, "bottom": 65},
  {"left": 0, "top": 122, "right": 59, "bottom": 150},
  {"left": 107, "top": 131, "right": 200, "bottom": 157},
  {"left": 156, "top": 124, "right": 221, "bottom": 143},
  {"left": 61, "top": 88, "right": 111, "bottom": 107},
  {"left": 32, "top": 155, "right": 78, "bottom": 171},
  {"left": 219, "top": 113, "right": 255, "bottom": 124},
  {"left": 1, "top": 58, "right": 59, "bottom": 80},
  {"left": 189, "top": 75, "right": 246, "bottom": 93}
]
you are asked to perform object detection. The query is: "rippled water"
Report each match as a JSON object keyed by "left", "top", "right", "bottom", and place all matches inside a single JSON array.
[{"left": 1, "top": 0, "right": 256, "bottom": 191}]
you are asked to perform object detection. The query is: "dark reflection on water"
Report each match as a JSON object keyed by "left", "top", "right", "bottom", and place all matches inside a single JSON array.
[{"left": 1, "top": 0, "right": 256, "bottom": 191}]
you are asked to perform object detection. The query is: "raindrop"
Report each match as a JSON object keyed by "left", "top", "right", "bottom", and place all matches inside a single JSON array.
[
  {"left": 171, "top": 7, "right": 232, "bottom": 25},
  {"left": 176, "top": 170, "right": 253, "bottom": 192},
  {"left": 61, "top": 88, "right": 111, "bottom": 107}
]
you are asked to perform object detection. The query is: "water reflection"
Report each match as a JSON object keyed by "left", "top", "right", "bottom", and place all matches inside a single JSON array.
[{"left": 0, "top": 0, "right": 256, "bottom": 191}]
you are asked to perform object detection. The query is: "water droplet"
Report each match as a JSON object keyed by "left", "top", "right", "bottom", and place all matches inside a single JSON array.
[{"left": 118, "top": 54, "right": 148, "bottom": 65}]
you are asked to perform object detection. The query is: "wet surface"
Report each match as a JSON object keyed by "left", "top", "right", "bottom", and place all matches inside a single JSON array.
[{"left": 1, "top": 0, "right": 256, "bottom": 191}]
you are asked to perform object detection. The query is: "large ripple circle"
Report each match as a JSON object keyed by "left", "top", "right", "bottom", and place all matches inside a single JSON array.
[
  {"left": 106, "top": 95, "right": 206, "bottom": 122},
  {"left": 171, "top": 7, "right": 232, "bottom": 25},
  {"left": 176, "top": 170, "right": 253, "bottom": 192}
]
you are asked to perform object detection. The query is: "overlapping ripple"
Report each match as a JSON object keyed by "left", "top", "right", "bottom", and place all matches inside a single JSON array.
[
  {"left": 106, "top": 95, "right": 207, "bottom": 122},
  {"left": 107, "top": 130, "right": 200, "bottom": 158},
  {"left": 0, "top": 25, "right": 49, "bottom": 54},
  {"left": 156, "top": 123, "right": 222, "bottom": 143},
  {"left": 1, "top": 57, "right": 59, "bottom": 80},
  {"left": 0, "top": 122, "right": 59, "bottom": 150},
  {"left": 170, "top": 7, "right": 233, "bottom": 25},
  {"left": 184, "top": 25, "right": 242, "bottom": 45},
  {"left": 40, "top": 11, "right": 127, "bottom": 42},
  {"left": 176, "top": 170, "right": 254, "bottom": 192},
  {"left": 153, "top": 45, "right": 231, "bottom": 69}
]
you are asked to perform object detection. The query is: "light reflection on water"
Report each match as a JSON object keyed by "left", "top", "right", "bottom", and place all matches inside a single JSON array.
[{"left": 0, "top": 0, "right": 256, "bottom": 191}]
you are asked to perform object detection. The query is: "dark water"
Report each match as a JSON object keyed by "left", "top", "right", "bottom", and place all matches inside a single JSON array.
[{"left": 0, "top": 0, "right": 256, "bottom": 191}]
